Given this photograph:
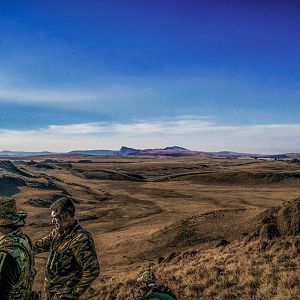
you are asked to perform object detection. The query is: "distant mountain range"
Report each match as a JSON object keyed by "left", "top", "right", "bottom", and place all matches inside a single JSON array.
[
  {"left": 0, "top": 151, "right": 53, "bottom": 157},
  {"left": 0, "top": 146, "right": 299, "bottom": 160}
]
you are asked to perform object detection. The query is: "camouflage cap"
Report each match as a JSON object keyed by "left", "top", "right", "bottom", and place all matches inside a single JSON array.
[
  {"left": 137, "top": 270, "right": 157, "bottom": 283},
  {"left": 0, "top": 197, "right": 27, "bottom": 226}
]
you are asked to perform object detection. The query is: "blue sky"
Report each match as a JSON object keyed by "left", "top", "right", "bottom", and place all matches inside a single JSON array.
[{"left": 0, "top": 1, "right": 300, "bottom": 153}]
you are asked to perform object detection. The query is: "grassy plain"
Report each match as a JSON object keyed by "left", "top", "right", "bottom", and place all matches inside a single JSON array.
[{"left": 11, "top": 156, "right": 300, "bottom": 299}]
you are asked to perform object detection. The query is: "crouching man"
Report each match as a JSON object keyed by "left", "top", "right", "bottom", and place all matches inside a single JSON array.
[
  {"left": 33, "top": 198, "right": 100, "bottom": 300},
  {"left": 129, "top": 270, "right": 177, "bottom": 300}
]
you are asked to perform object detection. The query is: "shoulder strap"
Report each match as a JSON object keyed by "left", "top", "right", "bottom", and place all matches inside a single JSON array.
[{"left": 0, "top": 251, "right": 9, "bottom": 274}]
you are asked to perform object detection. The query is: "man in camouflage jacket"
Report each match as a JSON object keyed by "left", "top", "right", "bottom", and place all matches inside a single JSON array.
[
  {"left": 33, "top": 198, "right": 100, "bottom": 300},
  {"left": 0, "top": 196, "right": 36, "bottom": 300}
]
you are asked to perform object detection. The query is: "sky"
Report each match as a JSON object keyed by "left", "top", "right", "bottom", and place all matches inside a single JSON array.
[{"left": 0, "top": 0, "right": 300, "bottom": 153}]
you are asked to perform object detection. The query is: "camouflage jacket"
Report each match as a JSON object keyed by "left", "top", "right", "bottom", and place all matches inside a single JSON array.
[
  {"left": 130, "top": 283, "right": 177, "bottom": 300},
  {"left": 33, "top": 220, "right": 100, "bottom": 298},
  {"left": 0, "top": 228, "right": 35, "bottom": 300}
]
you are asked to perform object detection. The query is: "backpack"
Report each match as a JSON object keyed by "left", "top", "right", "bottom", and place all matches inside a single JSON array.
[
  {"left": 148, "top": 293, "right": 176, "bottom": 300},
  {"left": 148, "top": 284, "right": 177, "bottom": 300}
]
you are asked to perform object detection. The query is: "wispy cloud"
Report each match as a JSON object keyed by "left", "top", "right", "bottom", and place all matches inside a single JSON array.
[
  {"left": 0, "top": 116, "right": 299, "bottom": 153},
  {"left": 0, "top": 88, "right": 97, "bottom": 104},
  {"left": 1, "top": 71, "right": 300, "bottom": 126},
  {"left": 0, "top": 86, "right": 152, "bottom": 107}
]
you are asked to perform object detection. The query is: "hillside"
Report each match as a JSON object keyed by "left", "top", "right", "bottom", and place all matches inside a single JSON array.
[
  {"left": 92, "top": 236, "right": 299, "bottom": 300},
  {"left": 0, "top": 156, "right": 299, "bottom": 299}
]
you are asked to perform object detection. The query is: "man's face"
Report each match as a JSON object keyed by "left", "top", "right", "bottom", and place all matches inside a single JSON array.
[{"left": 51, "top": 210, "right": 74, "bottom": 232}]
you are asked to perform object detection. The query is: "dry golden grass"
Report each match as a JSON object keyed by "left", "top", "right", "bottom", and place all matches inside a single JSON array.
[
  {"left": 87, "top": 237, "right": 299, "bottom": 300},
  {"left": 3, "top": 156, "right": 299, "bottom": 299}
]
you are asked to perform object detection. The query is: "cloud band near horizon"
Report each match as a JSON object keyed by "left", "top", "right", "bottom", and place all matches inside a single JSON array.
[{"left": 1, "top": 117, "right": 299, "bottom": 154}]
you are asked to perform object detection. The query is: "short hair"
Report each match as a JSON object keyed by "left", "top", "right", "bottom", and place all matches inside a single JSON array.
[{"left": 50, "top": 198, "right": 75, "bottom": 217}]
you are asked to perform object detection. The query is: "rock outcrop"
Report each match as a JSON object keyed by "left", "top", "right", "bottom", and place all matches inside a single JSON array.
[
  {"left": 258, "top": 198, "right": 300, "bottom": 240},
  {"left": 276, "top": 199, "right": 300, "bottom": 235}
]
